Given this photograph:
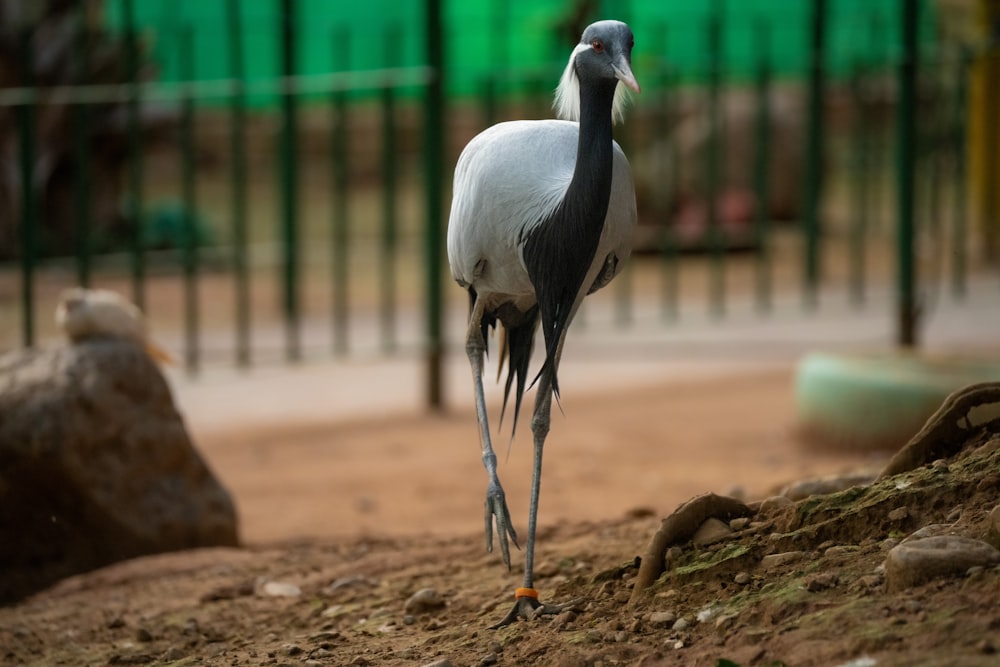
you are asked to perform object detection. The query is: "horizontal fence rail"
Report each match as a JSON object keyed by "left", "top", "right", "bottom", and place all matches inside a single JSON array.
[{"left": 1, "top": 0, "right": 997, "bottom": 410}]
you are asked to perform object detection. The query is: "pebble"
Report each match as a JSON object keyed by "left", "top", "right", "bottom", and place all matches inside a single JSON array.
[
  {"left": 728, "top": 517, "right": 750, "bottom": 532},
  {"left": 259, "top": 580, "right": 302, "bottom": 598},
  {"left": 885, "top": 535, "right": 1000, "bottom": 592},
  {"left": 887, "top": 506, "right": 909, "bottom": 522},
  {"left": 405, "top": 588, "right": 445, "bottom": 614},
  {"left": 280, "top": 643, "right": 304, "bottom": 656},
  {"left": 420, "top": 659, "right": 455, "bottom": 667},
  {"left": 990, "top": 505, "right": 1000, "bottom": 535},
  {"left": 733, "top": 572, "right": 751, "bottom": 585},
  {"left": 671, "top": 617, "right": 690, "bottom": 631},
  {"left": 761, "top": 551, "right": 807, "bottom": 569},
  {"left": 804, "top": 572, "right": 839, "bottom": 592},
  {"left": 824, "top": 545, "right": 859, "bottom": 557},
  {"left": 692, "top": 518, "right": 733, "bottom": 546},
  {"left": 478, "top": 653, "right": 499, "bottom": 666},
  {"left": 648, "top": 610, "right": 677, "bottom": 627},
  {"left": 135, "top": 628, "right": 152, "bottom": 643}
]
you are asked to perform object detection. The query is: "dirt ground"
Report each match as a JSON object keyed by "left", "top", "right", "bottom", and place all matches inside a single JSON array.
[{"left": 4, "top": 366, "right": 1000, "bottom": 667}]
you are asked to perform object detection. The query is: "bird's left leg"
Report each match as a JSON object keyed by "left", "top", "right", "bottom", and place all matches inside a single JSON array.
[
  {"left": 491, "top": 338, "right": 583, "bottom": 628},
  {"left": 465, "top": 297, "right": 519, "bottom": 568}
]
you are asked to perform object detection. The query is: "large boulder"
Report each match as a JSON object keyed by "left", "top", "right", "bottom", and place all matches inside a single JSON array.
[{"left": 0, "top": 340, "right": 238, "bottom": 603}]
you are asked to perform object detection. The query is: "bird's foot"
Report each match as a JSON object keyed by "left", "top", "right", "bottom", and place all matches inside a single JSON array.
[
  {"left": 485, "top": 482, "right": 519, "bottom": 568},
  {"left": 489, "top": 588, "right": 584, "bottom": 629}
]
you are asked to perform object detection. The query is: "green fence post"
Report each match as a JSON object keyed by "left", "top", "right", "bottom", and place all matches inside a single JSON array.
[
  {"left": 73, "top": 4, "right": 92, "bottom": 288},
  {"left": 951, "top": 46, "right": 969, "bottom": 299},
  {"left": 279, "top": 0, "right": 301, "bottom": 361},
  {"left": 706, "top": 5, "right": 725, "bottom": 318},
  {"left": 659, "top": 61, "right": 680, "bottom": 323},
  {"left": 226, "top": 0, "right": 251, "bottom": 366},
  {"left": 180, "top": 23, "right": 200, "bottom": 373},
  {"left": 803, "top": 0, "right": 826, "bottom": 309},
  {"left": 122, "top": 0, "right": 145, "bottom": 311},
  {"left": 424, "top": 0, "right": 445, "bottom": 410},
  {"left": 848, "top": 57, "right": 870, "bottom": 307},
  {"left": 896, "top": 0, "right": 919, "bottom": 347},
  {"left": 380, "top": 24, "right": 402, "bottom": 353},
  {"left": 17, "top": 27, "right": 37, "bottom": 348},
  {"left": 330, "top": 26, "right": 351, "bottom": 356},
  {"left": 753, "top": 18, "right": 772, "bottom": 314}
]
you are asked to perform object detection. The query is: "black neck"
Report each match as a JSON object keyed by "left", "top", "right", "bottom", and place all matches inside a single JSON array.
[{"left": 563, "top": 77, "right": 618, "bottom": 231}]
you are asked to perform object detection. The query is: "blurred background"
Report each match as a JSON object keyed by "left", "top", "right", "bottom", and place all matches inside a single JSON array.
[{"left": 0, "top": 0, "right": 998, "bottom": 429}]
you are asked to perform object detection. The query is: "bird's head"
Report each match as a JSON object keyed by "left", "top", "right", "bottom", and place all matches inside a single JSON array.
[{"left": 555, "top": 20, "right": 640, "bottom": 125}]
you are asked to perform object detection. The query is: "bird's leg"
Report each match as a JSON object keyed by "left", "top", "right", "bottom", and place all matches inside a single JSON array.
[
  {"left": 491, "top": 344, "right": 583, "bottom": 628},
  {"left": 465, "top": 300, "right": 519, "bottom": 568}
]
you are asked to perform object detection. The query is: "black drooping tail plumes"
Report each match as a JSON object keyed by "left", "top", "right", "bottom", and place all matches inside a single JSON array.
[
  {"left": 467, "top": 287, "right": 539, "bottom": 438},
  {"left": 498, "top": 305, "right": 539, "bottom": 437}
]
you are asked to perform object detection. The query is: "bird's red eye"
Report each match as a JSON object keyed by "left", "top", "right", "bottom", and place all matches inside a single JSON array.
[{"left": 592, "top": 39, "right": 604, "bottom": 53}]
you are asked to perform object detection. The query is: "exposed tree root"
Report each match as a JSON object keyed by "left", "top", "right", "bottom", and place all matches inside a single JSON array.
[
  {"left": 878, "top": 382, "right": 1000, "bottom": 480},
  {"left": 628, "top": 493, "right": 752, "bottom": 605}
]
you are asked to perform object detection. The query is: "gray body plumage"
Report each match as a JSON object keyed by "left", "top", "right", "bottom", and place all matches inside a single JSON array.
[{"left": 448, "top": 119, "right": 636, "bottom": 318}]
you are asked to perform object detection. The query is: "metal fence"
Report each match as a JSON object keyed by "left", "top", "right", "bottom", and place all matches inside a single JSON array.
[{"left": 0, "top": 0, "right": 995, "bottom": 410}]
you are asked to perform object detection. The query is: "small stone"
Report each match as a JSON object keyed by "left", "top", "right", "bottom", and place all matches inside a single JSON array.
[
  {"left": 420, "top": 661, "right": 454, "bottom": 667},
  {"left": 281, "top": 643, "right": 304, "bottom": 657},
  {"left": 648, "top": 611, "right": 676, "bottom": 627},
  {"left": 804, "top": 572, "right": 838, "bottom": 592},
  {"left": 885, "top": 536, "right": 1000, "bottom": 592},
  {"left": 672, "top": 617, "right": 690, "bottom": 631},
  {"left": 692, "top": 518, "right": 733, "bottom": 546},
  {"left": 733, "top": 572, "right": 751, "bottom": 585},
  {"left": 405, "top": 588, "right": 445, "bottom": 615},
  {"left": 351, "top": 657, "right": 371, "bottom": 666},
  {"left": 888, "top": 507, "right": 910, "bottom": 522},
  {"left": 259, "top": 580, "right": 301, "bottom": 598},
  {"left": 759, "top": 495, "right": 794, "bottom": 513},
  {"left": 403, "top": 615, "right": 416, "bottom": 626},
  {"left": 824, "top": 545, "right": 859, "bottom": 557},
  {"left": 761, "top": 551, "right": 807, "bottom": 569},
  {"left": 990, "top": 505, "right": 1000, "bottom": 538},
  {"left": 135, "top": 627, "right": 152, "bottom": 643},
  {"left": 478, "top": 653, "right": 499, "bottom": 666},
  {"left": 729, "top": 517, "right": 751, "bottom": 531}
]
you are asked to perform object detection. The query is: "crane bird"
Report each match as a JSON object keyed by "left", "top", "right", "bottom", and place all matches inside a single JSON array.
[
  {"left": 447, "top": 20, "right": 639, "bottom": 627},
  {"left": 56, "top": 287, "right": 174, "bottom": 365}
]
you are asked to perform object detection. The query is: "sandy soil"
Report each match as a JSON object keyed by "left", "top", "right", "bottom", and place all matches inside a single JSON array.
[{"left": 10, "top": 367, "right": 1000, "bottom": 666}]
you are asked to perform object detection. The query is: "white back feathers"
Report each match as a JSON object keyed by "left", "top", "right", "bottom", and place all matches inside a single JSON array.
[{"left": 554, "top": 42, "right": 633, "bottom": 125}]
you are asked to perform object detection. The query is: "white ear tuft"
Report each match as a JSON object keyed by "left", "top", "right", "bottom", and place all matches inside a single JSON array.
[
  {"left": 553, "top": 43, "right": 586, "bottom": 122},
  {"left": 611, "top": 83, "right": 632, "bottom": 125}
]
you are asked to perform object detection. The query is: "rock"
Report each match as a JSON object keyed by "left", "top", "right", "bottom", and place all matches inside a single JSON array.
[
  {"left": 671, "top": 617, "right": 690, "bottom": 631},
  {"left": 420, "top": 660, "right": 455, "bottom": 667},
  {"left": 692, "top": 518, "right": 733, "bottom": 546},
  {"left": 887, "top": 507, "right": 910, "bottom": 522},
  {"left": 989, "top": 505, "right": 1000, "bottom": 546},
  {"left": 780, "top": 473, "right": 876, "bottom": 501},
  {"left": 0, "top": 341, "right": 238, "bottom": 604},
  {"left": 405, "top": 588, "right": 445, "bottom": 614},
  {"left": 733, "top": 572, "right": 751, "bottom": 585},
  {"left": 761, "top": 551, "right": 808, "bottom": 569},
  {"left": 885, "top": 535, "right": 1000, "bottom": 592},
  {"left": 648, "top": 610, "right": 677, "bottom": 627},
  {"left": 729, "top": 517, "right": 751, "bottom": 531},
  {"left": 258, "top": 580, "right": 301, "bottom": 598}
]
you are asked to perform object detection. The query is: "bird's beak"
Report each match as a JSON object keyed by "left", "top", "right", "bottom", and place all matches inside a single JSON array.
[{"left": 613, "top": 61, "right": 641, "bottom": 94}]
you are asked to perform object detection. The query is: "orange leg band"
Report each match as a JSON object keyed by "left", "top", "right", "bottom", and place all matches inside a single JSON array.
[{"left": 514, "top": 587, "right": 539, "bottom": 600}]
